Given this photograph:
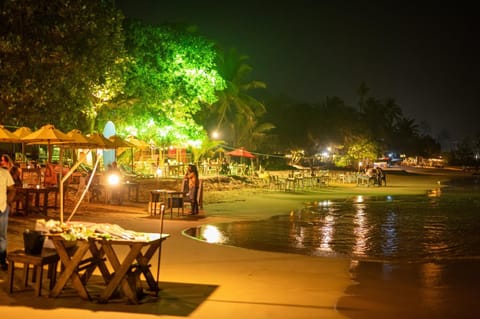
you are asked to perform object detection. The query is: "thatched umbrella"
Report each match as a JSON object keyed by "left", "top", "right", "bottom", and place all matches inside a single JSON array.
[
  {"left": 0, "top": 125, "right": 20, "bottom": 142},
  {"left": 65, "top": 129, "right": 94, "bottom": 147},
  {"left": 21, "top": 124, "right": 73, "bottom": 163},
  {"left": 13, "top": 126, "right": 32, "bottom": 139},
  {"left": 125, "top": 136, "right": 150, "bottom": 150},
  {"left": 12, "top": 127, "right": 32, "bottom": 161},
  {"left": 108, "top": 135, "right": 134, "bottom": 148},
  {"left": 86, "top": 133, "right": 116, "bottom": 149}
]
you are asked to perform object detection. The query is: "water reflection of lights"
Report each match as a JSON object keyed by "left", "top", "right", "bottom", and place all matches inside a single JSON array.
[
  {"left": 318, "top": 200, "right": 331, "bottom": 207},
  {"left": 423, "top": 216, "right": 448, "bottom": 258},
  {"left": 319, "top": 210, "right": 335, "bottom": 252},
  {"left": 201, "top": 225, "right": 227, "bottom": 244},
  {"left": 293, "top": 227, "right": 306, "bottom": 248},
  {"left": 353, "top": 203, "right": 368, "bottom": 256},
  {"left": 382, "top": 210, "right": 398, "bottom": 256},
  {"left": 420, "top": 263, "right": 444, "bottom": 310},
  {"left": 428, "top": 188, "right": 442, "bottom": 197},
  {"left": 355, "top": 195, "right": 364, "bottom": 203}
]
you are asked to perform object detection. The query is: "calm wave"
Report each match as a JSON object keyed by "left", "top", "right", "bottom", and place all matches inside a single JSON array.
[{"left": 185, "top": 177, "right": 480, "bottom": 262}]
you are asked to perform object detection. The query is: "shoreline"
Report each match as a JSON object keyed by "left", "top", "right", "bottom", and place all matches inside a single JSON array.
[{"left": 1, "top": 169, "right": 476, "bottom": 319}]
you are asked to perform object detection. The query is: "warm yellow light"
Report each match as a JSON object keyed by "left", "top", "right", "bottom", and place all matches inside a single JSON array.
[
  {"left": 201, "top": 225, "right": 226, "bottom": 244},
  {"left": 107, "top": 173, "right": 120, "bottom": 185}
]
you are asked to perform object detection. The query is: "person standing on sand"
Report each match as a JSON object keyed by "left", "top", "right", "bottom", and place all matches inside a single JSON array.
[
  {"left": 0, "top": 155, "right": 16, "bottom": 270},
  {"left": 185, "top": 164, "right": 200, "bottom": 215}
]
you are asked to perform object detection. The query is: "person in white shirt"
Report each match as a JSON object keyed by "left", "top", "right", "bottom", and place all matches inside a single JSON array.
[{"left": 0, "top": 154, "right": 16, "bottom": 270}]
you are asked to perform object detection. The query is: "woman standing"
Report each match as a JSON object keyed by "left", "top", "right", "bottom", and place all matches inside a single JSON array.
[{"left": 185, "top": 164, "right": 199, "bottom": 215}]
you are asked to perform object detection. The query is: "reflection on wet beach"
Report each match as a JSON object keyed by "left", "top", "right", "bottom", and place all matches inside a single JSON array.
[
  {"left": 184, "top": 177, "right": 480, "bottom": 317},
  {"left": 337, "top": 260, "right": 480, "bottom": 319}
]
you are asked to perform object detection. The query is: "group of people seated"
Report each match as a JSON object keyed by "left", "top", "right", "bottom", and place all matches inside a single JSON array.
[
  {"left": 0, "top": 154, "right": 73, "bottom": 214},
  {"left": 3, "top": 157, "right": 71, "bottom": 188},
  {"left": 365, "top": 165, "right": 386, "bottom": 186}
]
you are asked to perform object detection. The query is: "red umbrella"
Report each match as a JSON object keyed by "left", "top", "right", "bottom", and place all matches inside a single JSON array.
[{"left": 226, "top": 147, "right": 256, "bottom": 158}]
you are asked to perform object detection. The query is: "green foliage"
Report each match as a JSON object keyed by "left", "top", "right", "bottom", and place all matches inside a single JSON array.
[
  {"left": 0, "top": 0, "right": 126, "bottom": 132},
  {"left": 196, "top": 48, "right": 271, "bottom": 149},
  {"left": 265, "top": 96, "right": 360, "bottom": 155},
  {"left": 341, "top": 135, "right": 379, "bottom": 168},
  {"left": 101, "top": 21, "right": 225, "bottom": 146}
]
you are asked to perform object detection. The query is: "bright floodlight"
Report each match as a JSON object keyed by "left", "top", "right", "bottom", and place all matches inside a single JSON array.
[{"left": 108, "top": 173, "right": 120, "bottom": 185}]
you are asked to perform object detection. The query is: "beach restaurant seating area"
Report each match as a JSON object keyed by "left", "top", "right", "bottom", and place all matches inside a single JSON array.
[{"left": 266, "top": 170, "right": 330, "bottom": 192}]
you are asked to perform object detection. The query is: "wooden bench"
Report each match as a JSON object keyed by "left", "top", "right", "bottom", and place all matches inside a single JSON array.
[{"left": 7, "top": 249, "right": 59, "bottom": 296}]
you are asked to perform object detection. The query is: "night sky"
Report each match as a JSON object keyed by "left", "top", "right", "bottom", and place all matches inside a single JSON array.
[{"left": 115, "top": 0, "right": 479, "bottom": 141}]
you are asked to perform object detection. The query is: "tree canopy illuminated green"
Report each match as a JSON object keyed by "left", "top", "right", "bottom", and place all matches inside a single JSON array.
[{"left": 98, "top": 21, "right": 225, "bottom": 147}]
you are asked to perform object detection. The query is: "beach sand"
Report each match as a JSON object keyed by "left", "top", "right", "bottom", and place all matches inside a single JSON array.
[{"left": 1, "top": 168, "right": 477, "bottom": 319}]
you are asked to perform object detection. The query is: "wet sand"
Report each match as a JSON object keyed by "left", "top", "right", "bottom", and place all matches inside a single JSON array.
[
  {"left": 1, "top": 168, "right": 478, "bottom": 319},
  {"left": 337, "top": 260, "right": 480, "bottom": 319}
]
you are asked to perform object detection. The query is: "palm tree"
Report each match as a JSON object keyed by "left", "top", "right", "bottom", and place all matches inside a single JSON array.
[
  {"left": 393, "top": 117, "right": 419, "bottom": 153},
  {"left": 202, "top": 48, "right": 270, "bottom": 149},
  {"left": 360, "top": 97, "right": 403, "bottom": 149},
  {"left": 357, "top": 82, "right": 370, "bottom": 112}
]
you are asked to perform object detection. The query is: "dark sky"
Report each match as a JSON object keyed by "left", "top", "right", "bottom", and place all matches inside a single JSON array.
[{"left": 115, "top": 0, "right": 479, "bottom": 141}]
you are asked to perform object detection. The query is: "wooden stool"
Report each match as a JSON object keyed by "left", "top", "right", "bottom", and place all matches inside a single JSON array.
[{"left": 7, "top": 249, "right": 59, "bottom": 296}]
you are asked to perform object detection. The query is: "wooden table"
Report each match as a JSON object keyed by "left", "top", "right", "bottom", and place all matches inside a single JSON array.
[
  {"left": 48, "top": 233, "right": 169, "bottom": 304},
  {"left": 15, "top": 186, "right": 58, "bottom": 215},
  {"left": 150, "top": 189, "right": 184, "bottom": 218},
  {"left": 92, "top": 182, "right": 140, "bottom": 204}
]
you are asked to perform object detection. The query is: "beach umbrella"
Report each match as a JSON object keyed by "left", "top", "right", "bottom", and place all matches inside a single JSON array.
[
  {"left": 64, "top": 129, "right": 94, "bottom": 148},
  {"left": 60, "top": 129, "right": 97, "bottom": 167},
  {"left": 12, "top": 126, "right": 32, "bottom": 162},
  {"left": 226, "top": 147, "right": 256, "bottom": 158},
  {"left": 108, "top": 135, "right": 134, "bottom": 148},
  {"left": 86, "top": 133, "right": 116, "bottom": 149},
  {"left": 125, "top": 136, "right": 152, "bottom": 171},
  {"left": 108, "top": 134, "right": 136, "bottom": 168},
  {"left": 226, "top": 147, "right": 256, "bottom": 174},
  {"left": 13, "top": 126, "right": 32, "bottom": 139},
  {"left": 0, "top": 125, "right": 20, "bottom": 142},
  {"left": 0, "top": 125, "right": 20, "bottom": 157},
  {"left": 21, "top": 124, "right": 73, "bottom": 162},
  {"left": 125, "top": 136, "right": 150, "bottom": 150}
]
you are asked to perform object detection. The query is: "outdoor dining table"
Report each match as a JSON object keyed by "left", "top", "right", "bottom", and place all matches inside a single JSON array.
[
  {"left": 91, "top": 182, "right": 140, "bottom": 204},
  {"left": 48, "top": 232, "right": 170, "bottom": 304},
  {"left": 15, "top": 186, "right": 58, "bottom": 215},
  {"left": 150, "top": 189, "right": 185, "bottom": 217}
]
